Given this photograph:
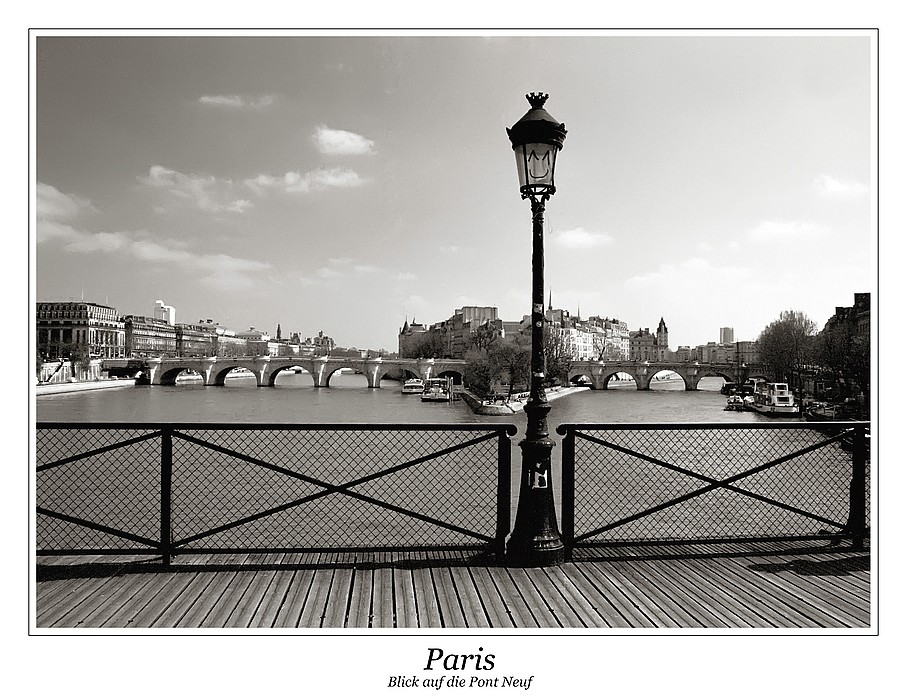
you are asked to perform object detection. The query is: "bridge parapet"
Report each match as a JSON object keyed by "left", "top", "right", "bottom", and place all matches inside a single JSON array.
[
  {"left": 568, "top": 360, "right": 744, "bottom": 391},
  {"left": 106, "top": 356, "right": 468, "bottom": 388}
]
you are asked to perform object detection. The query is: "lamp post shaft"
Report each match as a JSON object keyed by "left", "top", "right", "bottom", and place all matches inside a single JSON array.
[{"left": 507, "top": 194, "right": 565, "bottom": 567}]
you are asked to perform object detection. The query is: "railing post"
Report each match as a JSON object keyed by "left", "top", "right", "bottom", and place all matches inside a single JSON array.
[
  {"left": 495, "top": 428, "right": 512, "bottom": 562},
  {"left": 561, "top": 427, "right": 575, "bottom": 561},
  {"left": 161, "top": 426, "right": 173, "bottom": 566},
  {"left": 846, "top": 424, "right": 868, "bottom": 549}
]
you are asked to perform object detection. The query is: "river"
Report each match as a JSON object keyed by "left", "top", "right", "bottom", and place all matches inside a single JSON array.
[{"left": 35, "top": 372, "right": 776, "bottom": 427}]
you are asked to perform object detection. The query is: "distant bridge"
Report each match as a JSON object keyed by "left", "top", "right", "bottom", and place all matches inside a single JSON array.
[
  {"left": 567, "top": 360, "right": 761, "bottom": 391},
  {"left": 102, "top": 356, "right": 467, "bottom": 388},
  {"left": 103, "top": 356, "right": 760, "bottom": 391}
]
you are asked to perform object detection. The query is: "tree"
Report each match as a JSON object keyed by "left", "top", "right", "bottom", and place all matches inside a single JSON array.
[
  {"left": 410, "top": 333, "right": 447, "bottom": 359},
  {"left": 757, "top": 310, "right": 817, "bottom": 386},
  {"left": 543, "top": 325, "right": 574, "bottom": 386}
]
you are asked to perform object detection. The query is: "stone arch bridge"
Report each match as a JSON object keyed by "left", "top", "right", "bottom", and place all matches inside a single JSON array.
[
  {"left": 568, "top": 360, "right": 758, "bottom": 391},
  {"left": 103, "top": 356, "right": 467, "bottom": 388}
]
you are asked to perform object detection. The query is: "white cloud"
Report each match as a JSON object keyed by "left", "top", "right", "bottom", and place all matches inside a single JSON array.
[
  {"left": 139, "top": 165, "right": 253, "bottom": 214},
  {"left": 812, "top": 174, "right": 869, "bottom": 199},
  {"left": 748, "top": 220, "right": 828, "bottom": 242},
  {"left": 554, "top": 228, "right": 614, "bottom": 249},
  {"left": 312, "top": 126, "right": 375, "bottom": 156},
  {"left": 37, "top": 182, "right": 95, "bottom": 222},
  {"left": 244, "top": 167, "right": 366, "bottom": 195},
  {"left": 198, "top": 94, "right": 276, "bottom": 110},
  {"left": 395, "top": 272, "right": 418, "bottom": 281}
]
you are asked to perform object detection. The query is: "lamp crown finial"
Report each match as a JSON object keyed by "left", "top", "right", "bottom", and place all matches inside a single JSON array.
[{"left": 526, "top": 92, "right": 549, "bottom": 109}]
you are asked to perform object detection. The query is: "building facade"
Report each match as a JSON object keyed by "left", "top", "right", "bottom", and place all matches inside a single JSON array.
[
  {"left": 36, "top": 301, "right": 126, "bottom": 359},
  {"left": 123, "top": 315, "right": 178, "bottom": 357}
]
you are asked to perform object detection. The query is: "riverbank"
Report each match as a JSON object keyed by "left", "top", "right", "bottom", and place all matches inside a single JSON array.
[
  {"left": 460, "top": 385, "right": 591, "bottom": 415},
  {"left": 35, "top": 379, "right": 136, "bottom": 397}
]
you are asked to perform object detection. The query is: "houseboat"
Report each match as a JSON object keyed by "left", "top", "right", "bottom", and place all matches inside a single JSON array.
[
  {"left": 421, "top": 377, "right": 452, "bottom": 402},
  {"left": 749, "top": 380, "right": 800, "bottom": 416},
  {"left": 401, "top": 378, "right": 425, "bottom": 395}
]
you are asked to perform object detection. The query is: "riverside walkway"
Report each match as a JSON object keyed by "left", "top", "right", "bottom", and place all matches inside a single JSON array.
[{"left": 35, "top": 541, "right": 871, "bottom": 629}]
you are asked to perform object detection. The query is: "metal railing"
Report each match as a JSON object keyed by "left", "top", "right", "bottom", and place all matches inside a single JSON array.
[
  {"left": 557, "top": 422, "right": 870, "bottom": 557},
  {"left": 36, "top": 423, "right": 517, "bottom": 564},
  {"left": 36, "top": 421, "right": 871, "bottom": 565}
]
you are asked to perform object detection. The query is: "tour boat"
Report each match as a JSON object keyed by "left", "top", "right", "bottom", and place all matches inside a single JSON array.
[
  {"left": 401, "top": 378, "right": 425, "bottom": 394},
  {"left": 749, "top": 380, "right": 800, "bottom": 416},
  {"left": 421, "top": 378, "right": 451, "bottom": 402}
]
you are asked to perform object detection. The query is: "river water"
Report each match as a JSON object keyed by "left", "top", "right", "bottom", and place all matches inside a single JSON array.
[{"left": 36, "top": 372, "right": 774, "bottom": 427}]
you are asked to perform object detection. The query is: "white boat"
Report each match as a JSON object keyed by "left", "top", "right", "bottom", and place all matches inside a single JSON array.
[
  {"left": 401, "top": 378, "right": 425, "bottom": 394},
  {"left": 749, "top": 380, "right": 800, "bottom": 416},
  {"left": 724, "top": 394, "right": 746, "bottom": 411},
  {"left": 421, "top": 377, "right": 451, "bottom": 402}
]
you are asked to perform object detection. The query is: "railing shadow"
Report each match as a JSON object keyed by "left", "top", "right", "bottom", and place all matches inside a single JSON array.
[{"left": 36, "top": 549, "right": 501, "bottom": 581}]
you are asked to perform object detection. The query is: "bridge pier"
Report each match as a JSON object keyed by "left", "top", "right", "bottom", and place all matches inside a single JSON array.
[{"left": 364, "top": 358, "right": 384, "bottom": 388}]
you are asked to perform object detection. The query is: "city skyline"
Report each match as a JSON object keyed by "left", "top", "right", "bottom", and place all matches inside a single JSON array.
[{"left": 34, "top": 32, "right": 876, "bottom": 351}]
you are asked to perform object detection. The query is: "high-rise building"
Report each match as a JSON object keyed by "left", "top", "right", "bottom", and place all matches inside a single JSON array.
[
  {"left": 720, "top": 327, "right": 734, "bottom": 344},
  {"left": 154, "top": 299, "right": 176, "bottom": 325}
]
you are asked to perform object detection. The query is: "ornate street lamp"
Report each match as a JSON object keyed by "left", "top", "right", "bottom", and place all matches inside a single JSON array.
[{"left": 506, "top": 93, "right": 567, "bottom": 567}]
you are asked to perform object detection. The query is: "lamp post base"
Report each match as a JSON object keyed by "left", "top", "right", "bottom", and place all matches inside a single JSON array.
[{"left": 506, "top": 414, "right": 565, "bottom": 567}]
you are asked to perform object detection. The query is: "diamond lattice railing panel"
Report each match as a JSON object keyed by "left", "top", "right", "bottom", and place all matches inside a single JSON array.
[
  {"left": 169, "top": 428, "right": 501, "bottom": 550},
  {"left": 36, "top": 428, "right": 161, "bottom": 550},
  {"left": 571, "top": 427, "right": 862, "bottom": 542}
]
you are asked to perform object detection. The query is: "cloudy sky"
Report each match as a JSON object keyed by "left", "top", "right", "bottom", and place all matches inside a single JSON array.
[{"left": 34, "top": 32, "right": 876, "bottom": 351}]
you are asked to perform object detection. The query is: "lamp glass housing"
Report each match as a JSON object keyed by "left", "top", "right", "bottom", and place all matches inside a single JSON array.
[{"left": 513, "top": 141, "right": 558, "bottom": 196}]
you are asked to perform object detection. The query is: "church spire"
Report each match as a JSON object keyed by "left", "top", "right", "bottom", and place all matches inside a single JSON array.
[{"left": 548, "top": 289, "right": 553, "bottom": 311}]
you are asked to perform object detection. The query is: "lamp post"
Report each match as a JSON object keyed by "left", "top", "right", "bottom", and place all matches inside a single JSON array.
[{"left": 505, "top": 93, "right": 567, "bottom": 567}]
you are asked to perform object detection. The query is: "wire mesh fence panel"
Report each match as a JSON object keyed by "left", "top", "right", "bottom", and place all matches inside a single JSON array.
[
  {"left": 562, "top": 423, "right": 867, "bottom": 544},
  {"left": 35, "top": 423, "right": 512, "bottom": 556},
  {"left": 170, "top": 427, "right": 506, "bottom": 550},
  {"left": 36, "top": 427, "right": 162, "bottom": 551}
]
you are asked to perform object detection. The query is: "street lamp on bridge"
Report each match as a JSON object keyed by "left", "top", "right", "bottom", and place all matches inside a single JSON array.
[{"left": 505, "top": 93, "right": 567, "bottom": 567}]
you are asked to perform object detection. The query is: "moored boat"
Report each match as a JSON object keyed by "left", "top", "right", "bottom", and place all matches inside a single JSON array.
[
  {"left": 421, "top": 377, "right": 451, "bottom": 402},
  {"left": 724, "top": 394, "right": 746, "bottom": 411},
  {"left": 401, "top": 378, "right": 425, "bottom": 394},
  {"left": 749, "top": 380, "right": 800, "bottom": 416}
]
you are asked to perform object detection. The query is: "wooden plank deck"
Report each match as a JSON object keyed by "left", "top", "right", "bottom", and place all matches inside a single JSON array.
[{"left": 34, "top": 542, "right": 872, "bottom": 630}]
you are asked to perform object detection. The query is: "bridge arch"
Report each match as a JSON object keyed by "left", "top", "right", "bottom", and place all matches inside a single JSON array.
[{"left": 436, "top": 369, "right": 463, "bottom": 385}]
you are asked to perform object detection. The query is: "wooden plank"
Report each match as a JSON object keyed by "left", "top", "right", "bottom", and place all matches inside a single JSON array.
[
  {"left": 522, "top": 567, "right": 589, "bottom": 628},
  {"left": 594, "top": 563, "right": 683, "bottom": 627},
  {"left": 371, "top": 568, "right": 395, "bottom": 628},
  {"left": 543, "top": 565, "right": 613, "bottom": 628},
  {"left": 467, "top": 568, "right": 515, "bottom": 628},
  {"left": 123, "top": 572, "right": 201, "bottom": 627},
  {"left": 431, "top": 568, "right": 468, "bottom": 628},
  {"left": 678, "top": 555, "right": 813, "bottom": 627},
  {"left": 45, "top": 576, "right": 133, "bottom": 627},
  {"left": 498, "top": 568, "right": 556, "bottom": 627},
  {"left": 660, "top": 557, "right": 774, "bottom": 628},
  {"left": 76, "top": 574, "right": 160, "bottom": 628},
  {"left": 632, "top": 559, "right": 737, "bottom": 628},
  {"left": 412, "top": 568, "right": 442, "bottom": 628},
  {"left": 223, "top": 570, "right": 281, "bottom": 628},
  {"left": 298, "top": 569, "right": 336, "bottom": 628},
  {"left": 247, "top": 569, "right": 297, "bottom": 628},
  {"left": 347, "top": 568, "right": 374, "bottom": 628},
  {"left": 152, "top": 572, "right": 221, "bottom": 627},
  {"left": 198, "top": 570, "right": 259, "bottom": 628},
  {"left": 706, "top": 556, "right": 846, "bottom": 627},
  {"left": 323, "top": 569, "right": 354, "bottom": 628},
  {"left": 392, "top": 569, "right": 419, "bottom": 628},
  {"left": 564, "top": 563, "right": 653, "bottom": 628},
  {"left": 741, "top": 553, "right": 869, "bottom": 626},
  {"left": 272, "top": 570, "right": 317, "bottom": 628},
  {"left": 447, "top": 567, "right": 490, "bottom": 628}
]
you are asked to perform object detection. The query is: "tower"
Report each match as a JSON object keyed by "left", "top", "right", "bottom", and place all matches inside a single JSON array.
[{"left": 656, "top": 318, "right": 669, "bottom": 360}]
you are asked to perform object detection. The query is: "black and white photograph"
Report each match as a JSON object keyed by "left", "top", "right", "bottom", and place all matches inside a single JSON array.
[{"left": 24, "top": 16, "right": 889, "bottom": 698}]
